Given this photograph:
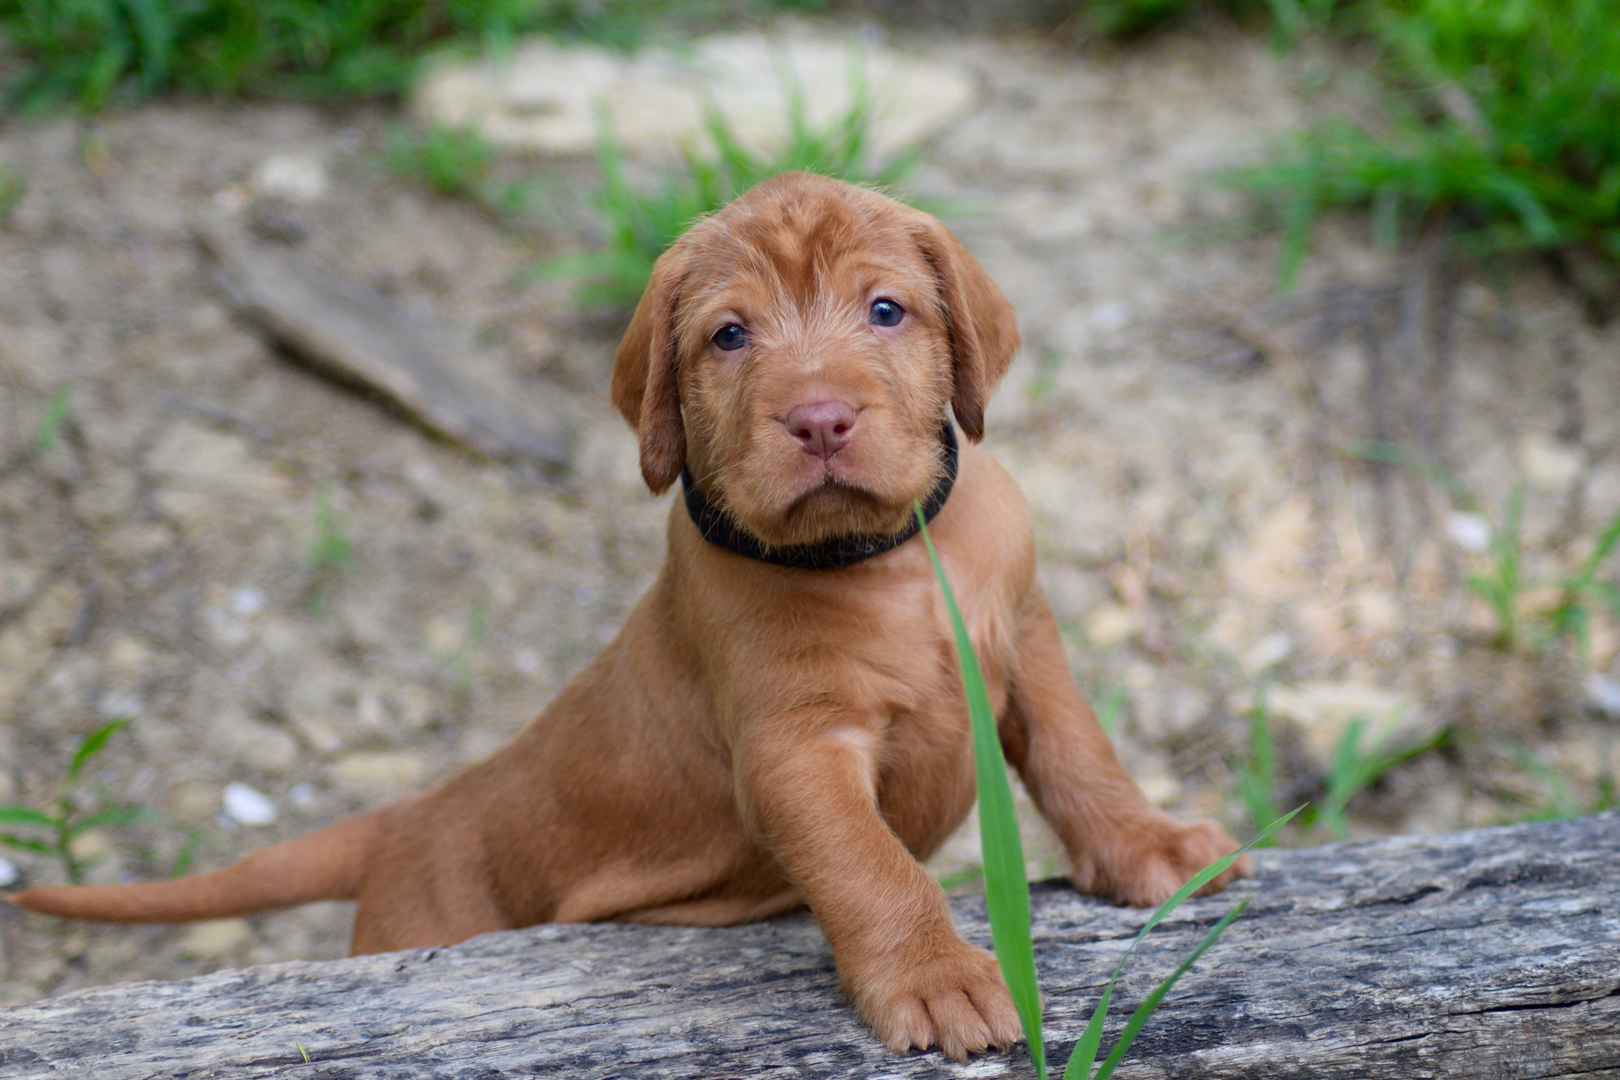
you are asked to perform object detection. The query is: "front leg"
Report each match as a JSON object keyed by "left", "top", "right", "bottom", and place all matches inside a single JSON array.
[
  {"left": 1002, "top": 591, "right": 1250, "bottom": 907},
  {"left": 733, "top": 712, "right": 1021, "bottom": 1061}
]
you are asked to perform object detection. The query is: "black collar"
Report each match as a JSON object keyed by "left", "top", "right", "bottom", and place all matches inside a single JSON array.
[{"left": 680, "top": 423, "right": 959, "bottom": 570}]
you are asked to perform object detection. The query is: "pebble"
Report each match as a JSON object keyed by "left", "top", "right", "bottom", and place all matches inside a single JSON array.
[
  {"left": 1585, "top": 673, "right": 1620, "bottom": 719},
  {"left": 97, "top": 688, "right": 145, "bottom": 720},
  {"left": 1264, "top": 681, "right": 1427, "bottom": 768},
  {"left": 329, "top": 751, "right": 429, "bottom": 795},
  {"left": 250, "top": 154, "right": 328, "bottom": 203},
  {"left": 222, "top": 781, "right": 278, "bottom": 826},
  {"left": 212, "top": 710, "right": 301, "bottom": 773},
  {"left": 1446, "top": 512, "right": 1492, "bottom": 554},
  {"left": 1519, "top": 433, "right": 1584, "bottom": 491},
  {"left": 0, "top": 855, "right": 17, "bottom": 888},
  {"left": 176, "top": 919, "right": 253, "bottom": 960}
]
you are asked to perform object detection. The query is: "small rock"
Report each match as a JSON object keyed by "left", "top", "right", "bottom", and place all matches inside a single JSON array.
[
  {"left": 176, "top": 919, "right": 253, "bottom": 960},
  {"left": 97, "top": 688, "right": 145, "bottom": 720},
  {"left": 229, "top": 587, "right": 267, "bottom": 617},
  {"left": 1122, "top": 662, "right": 1211, "bottom": 740},
  {"left": 212, "top": 709, "right": 301, "bottom": 774},
  {"left": 102, "top": 523, "right": 174, "bottom": 564},
  {"left": 1089, "top": 300, "right": 1131, "bottom": 332},
  {"left": 1446, "top": 511, "right": 1492, "bottom": 554},
  {"left": 104, "top": 634, "right": 158, "bottom": 680},
  {"left": 71, "top": 469, "right": 139, "bottom": 524},
  {"left": 413, "top": 33, "right": 976, "bottom": 161},
  {"left": 1519, "top": 433, "right": 1584, "bottom": 492},
  {"left": 250, "top": 154, "right": 327, "bottom": 203},
  {"left": 69, "top": 830, "right": 113, "bottom": 865},
  {"left": 1265, "top": 681, "right": 1425, "bottom": 768},
  {"left": 222, "top": 781, "right": 277, "bottom": 826},
  {"left": 283, "top": 663, "right": 360, "bottom": 754},
  {"left": 329, "top": 751, "right": 429, "bottom": 795},
  {"left": 144, "top": 423, "right": 289, "bottom": 534},
  {"left": 1585, "top": 673, "right": 1620, "bottom": 719},
  {"left": 573, "top": 419, "right": 653, "bottom": 492},
  {"left": 0, "top": 560, "right": 42, "bottom": 615},
  {"left": 1135, "top": 769, "right": 1182, "bottom": 807},
  {"left": 1243, "top": 632, "right": 1295, "bottom": 675},
  {"left": 425, "top": 616, "right": 464, "bottom": 656},
  {"left": 1084, "top": 603, "right": 1136, "bottom": 648},
  {"left": 0, "top": 855, "right": 18, "bottom": 888}
]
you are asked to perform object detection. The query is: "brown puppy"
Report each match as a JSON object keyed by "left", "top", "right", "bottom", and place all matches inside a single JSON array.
[{"left": 11, "top": 173, "right": 1247, "bottom": 1060}]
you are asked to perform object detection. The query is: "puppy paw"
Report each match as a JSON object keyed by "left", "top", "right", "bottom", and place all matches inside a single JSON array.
[
  {"left": 1074, "top": 815, "right": 1252, "bottom": 908},
  {"left": 852, "top": 941, "right": 1023, "bottom": 1061}
]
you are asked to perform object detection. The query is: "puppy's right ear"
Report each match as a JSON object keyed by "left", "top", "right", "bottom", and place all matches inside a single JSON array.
[{"left": 611, "top": 250, "right": 687, "bottom": 494}]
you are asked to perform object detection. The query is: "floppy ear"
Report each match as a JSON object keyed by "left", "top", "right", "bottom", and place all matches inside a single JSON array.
[
  {"left": 907, "top": 214, "right": 1020, "bottom": 441},
  {"left": 610, "top": 250, "right": 688, "bottom": 494}
]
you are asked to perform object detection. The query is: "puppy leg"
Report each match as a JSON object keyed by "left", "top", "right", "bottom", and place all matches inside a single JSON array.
[
  {"left": 1003, "top": 592, "right": 1250, "bottom": 907},
  {"left": 733, "top": 717, "right": 1022, "bottom": 1061}
]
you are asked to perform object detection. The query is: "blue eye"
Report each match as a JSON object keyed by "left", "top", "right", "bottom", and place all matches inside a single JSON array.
[
  {"left": 713, "top": 324, "right": 747, "bottom": 351},
  {"left": 870, "top": 299, "right": 903, "bottom": 327}
]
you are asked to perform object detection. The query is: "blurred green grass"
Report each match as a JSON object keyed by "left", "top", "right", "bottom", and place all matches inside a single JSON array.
[{"left": 0, "top": 0, "right": 820, "bottom": 111}]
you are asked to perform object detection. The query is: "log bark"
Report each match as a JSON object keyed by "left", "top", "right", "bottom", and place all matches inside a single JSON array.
[
  {"left": 2, "top": 813, "right": 1617, "bottom": 1079},
  {"left": 194, "top": 216, "right": 576, "bottom": 473}
]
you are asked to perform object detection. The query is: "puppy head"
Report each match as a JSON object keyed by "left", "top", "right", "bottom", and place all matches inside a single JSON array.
[{"left": 611, "top": 173, "right": 1019, "bottom": 547}]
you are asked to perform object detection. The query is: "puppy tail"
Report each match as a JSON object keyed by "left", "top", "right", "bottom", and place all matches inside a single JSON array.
[{"left": 5, "top": 808, "right": 382, "bottom": 924}]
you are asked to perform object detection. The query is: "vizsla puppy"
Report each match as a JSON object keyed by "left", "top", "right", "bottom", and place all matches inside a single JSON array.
[{"left": 11, "top": 172, "right": 1247, "bottom": 1060}]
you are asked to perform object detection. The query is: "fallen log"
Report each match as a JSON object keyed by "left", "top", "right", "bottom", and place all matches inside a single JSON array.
[
  {"left": 2, "top": 813, "right": 1616, "bottom": 1079},
  {"left": 194, "top": 215, "right": 576, "bottom": 473}
]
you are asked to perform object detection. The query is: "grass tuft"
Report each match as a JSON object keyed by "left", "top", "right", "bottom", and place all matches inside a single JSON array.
[
  {"left": 1218, "top": 0, "right": 1620, "bottom": 290},
  {"left": 917, "top": 500, "right": 1296, "bottom": 1076},
  {"left": 0, "top": 0, "right": 708, "bottom": 112},
  {"left": 0, "top": 166, "right": 26, "bottom": 223},
  {"left": 385, "top": 123, "right": 497, "bottom": 200},
  {"left": 303, "top": 484, "right": 354, "bottom": 613},
  {"left": 35, "top": 387, "right": 72, "bottom": 454},
  {"left": 0, "top": 718, "right": 159, "bottom": 885},
  {"left": 542, "top": 62, "right": 920, "bottom": 309}
]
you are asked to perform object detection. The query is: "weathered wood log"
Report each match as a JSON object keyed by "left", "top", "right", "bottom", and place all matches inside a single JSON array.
[
  {"left": 194, "top": 215, "right": 576, "bottom": 472},
  {"left": 2, "top": 813, "right": 1616, "bottom": 1079}
]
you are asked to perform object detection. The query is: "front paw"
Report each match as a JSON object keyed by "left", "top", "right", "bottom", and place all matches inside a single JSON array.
[
  {"left": 1074, "top": 816, "right": 1251, "bottom": 908},
  {"left": 847, "top": 939, "right": 1024, "bottom": 1061}
]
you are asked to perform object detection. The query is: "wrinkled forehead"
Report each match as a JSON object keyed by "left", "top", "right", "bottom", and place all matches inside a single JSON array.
[{"left": 672, "top": 185, "right": 940, "bottom": 334}]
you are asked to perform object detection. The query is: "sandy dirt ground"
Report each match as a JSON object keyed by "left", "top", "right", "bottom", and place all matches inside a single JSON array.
[{"left": 1, "top": 19, "right": 1616, "bottom": 1003}]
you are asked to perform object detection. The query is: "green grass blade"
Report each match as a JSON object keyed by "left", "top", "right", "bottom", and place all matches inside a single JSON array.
[
  {"left": 0, "top": 806, "right": 58, "bottom": 828},
  {"left": 1577, "top": 508, "right": 1620, "bottom": 579},
  {"left": 68, "top": 717, "right": 134, "bottom": 784},
  {"left": 916, "top": 503, "right": 1046, "bottom": 1079},
  {"left": 1111, "top": 807, "right": 1298, "bottom": 975},
  {"left": 1062, "top": 983, "right": 1112, "bottom": 1080},
  {"left": 1092, "top": 899, "right": 1250, "bottom": 1080},
  {"left": 36, "top": 387, "right": 72, "bottom": 453},
  {"left": 169, "top": 823, "right": 206, "bottom": 878},
  {"left": 65, "top": 807, "right": 158, "bottom": 837},
  {"left": 1062, "top": 812, "right": 1294, "bottom": 1080},
  {"left": 0, "top": 834, "right": 56, "bottom": 855}
]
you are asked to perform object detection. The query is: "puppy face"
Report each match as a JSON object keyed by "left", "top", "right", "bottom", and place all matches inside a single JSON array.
[{"left": 612, "top": 173, "right": 1019, "bottom": 549}]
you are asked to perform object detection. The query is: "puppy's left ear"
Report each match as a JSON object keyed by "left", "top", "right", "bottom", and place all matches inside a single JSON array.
[
  {"left": 908, "top": 214, "right": 1020, "bottom": 441},
  {"left": 611, "top": 248, "right": 688, "bottom": 494}
]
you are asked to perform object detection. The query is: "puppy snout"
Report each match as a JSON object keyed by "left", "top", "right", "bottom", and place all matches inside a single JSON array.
[{"left": 784, "top": 400, "right": 857, "bottom": 459}]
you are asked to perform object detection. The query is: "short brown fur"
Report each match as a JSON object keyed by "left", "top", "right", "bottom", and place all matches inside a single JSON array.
[{"left": 10, "top": 174, "right": 1247, "bottom": 1061}]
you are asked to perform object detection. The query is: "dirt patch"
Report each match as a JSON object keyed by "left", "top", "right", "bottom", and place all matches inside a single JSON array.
[{"left": 1, "top": 22, "right": 1615, "bottom": 1003}]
